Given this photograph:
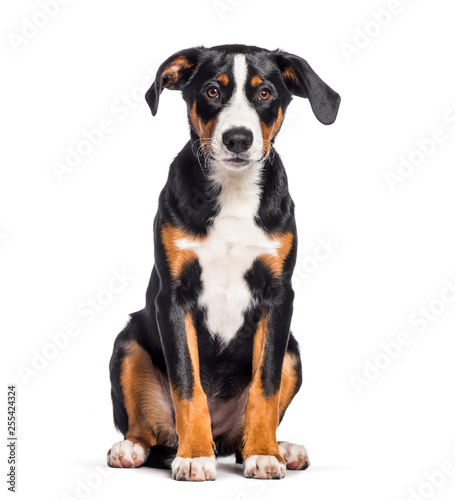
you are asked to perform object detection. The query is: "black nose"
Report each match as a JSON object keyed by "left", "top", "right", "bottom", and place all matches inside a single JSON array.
[{"left": 222, "top": 127, "right": 253, "bottom": 154}]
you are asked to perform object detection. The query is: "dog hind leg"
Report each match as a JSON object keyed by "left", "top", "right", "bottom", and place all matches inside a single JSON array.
[
  {"left": 277, "top": 335, "right": 310, "bottom": 471},
  {"left": 108, "top": 319, "right": 176, "bottom": 468}
]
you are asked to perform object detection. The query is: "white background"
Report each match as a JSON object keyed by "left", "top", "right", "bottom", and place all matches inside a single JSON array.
[{"left": 2, "top": 0, "right": 455, "bottom": 499}]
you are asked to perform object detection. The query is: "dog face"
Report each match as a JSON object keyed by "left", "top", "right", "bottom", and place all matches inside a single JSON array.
[{"left": 146, "top": 45, "right": 340, "bottom": 171}]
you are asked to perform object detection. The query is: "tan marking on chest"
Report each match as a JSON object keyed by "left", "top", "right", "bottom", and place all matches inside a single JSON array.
[
  {"left": 161, "top": 223, "right": 206, "bottom": 278},
  {"left": 259, "top": 231, "right": 294, "bottom": 277}
]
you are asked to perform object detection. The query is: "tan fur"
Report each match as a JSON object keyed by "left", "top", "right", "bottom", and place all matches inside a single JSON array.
[
  {"left": 171, "top": 313, "right": 214, "bottom": 458},
  {"left": 242, "top": 316, "right": 283, "bottom": 461},
  {"left": 121, "top": 340, "right": 174, "bottom": 449},
  {"left": 162, "top": 56, "right": 194, "bottom": 87},
  {"left": 251, "top": 75, "right": 263, "bottom": 87},
  {"left": 190, "top": 101, "right": 218, "bottom": 147},
  {"left": 260, "top": 107, "right": 284, "bottom": 155},
  {"left": 217, "top": 73, "right": 229, "bottom": 86},
  {"left": 160, "top": 223, "right": 205, "bottom": 278},
  {"left": 279, "top": 352, "right": 299, "bottom": 416},
  {"left": 282, "top": 66, "right": 300, "bottom": 85},
  {"left": 259, "top": 231, "right": 293, "bottom": 278}
]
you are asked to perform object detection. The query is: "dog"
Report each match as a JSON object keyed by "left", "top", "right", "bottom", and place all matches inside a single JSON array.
[{"left": 107, "top": 44, "right": 340, "bottom": 481}]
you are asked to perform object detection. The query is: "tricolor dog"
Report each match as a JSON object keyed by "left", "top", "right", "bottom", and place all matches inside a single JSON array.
[{"left": 107, "top": 44, "right": 340, "bottom": 481}]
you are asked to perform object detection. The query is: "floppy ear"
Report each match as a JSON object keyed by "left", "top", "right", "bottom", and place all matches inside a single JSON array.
[
  {"left": 145, "top": 47, "right": 203, "bottom": 116},
  {"left": 275, "top": 51, "right": 341, "bottom": 125}
]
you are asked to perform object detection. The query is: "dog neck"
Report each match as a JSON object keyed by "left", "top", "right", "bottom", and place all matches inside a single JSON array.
[{"left": 207, "top": 158, "right": 265, "bottom": 219}]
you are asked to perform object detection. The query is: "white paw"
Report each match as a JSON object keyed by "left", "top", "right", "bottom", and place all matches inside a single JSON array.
[
  {"left": 107, "top": 440, "right": 148, "bottom": 468},
  {"left": 244, "top": 455, "right": 286, "bottom": 479},
  {"left": 278, "top": 441, "right": 310, "bottom": 470},
  {"left": 171, "top": 456, "right": 217, "bottom": 481}
]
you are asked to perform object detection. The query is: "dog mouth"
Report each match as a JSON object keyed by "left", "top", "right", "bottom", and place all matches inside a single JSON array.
[{"left": 219, "top": 156, "right": 251, "bottom": 169}]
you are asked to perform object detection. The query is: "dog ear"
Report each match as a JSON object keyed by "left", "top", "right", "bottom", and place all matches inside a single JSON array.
[
  {"left": 275, "top": 51, "right": 340, "bottom": 125},
  {"left": 145, "top": 47, "right": 203, "bottom": 116}
]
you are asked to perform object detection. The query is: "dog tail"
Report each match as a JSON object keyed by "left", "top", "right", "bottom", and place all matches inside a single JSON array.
[{"left": 142, "top": 445, "right": 176, "bottom": 470}]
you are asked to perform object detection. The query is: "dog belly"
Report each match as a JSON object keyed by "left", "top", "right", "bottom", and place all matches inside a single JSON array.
[{"left": 208, "top": 388, "right": 249, "bottom": 438}]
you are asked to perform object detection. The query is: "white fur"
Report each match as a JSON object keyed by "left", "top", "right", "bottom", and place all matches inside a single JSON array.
[
  {"left": 177, "top": 164, "right": 280, "bottom": 344},
  {"left": 171, "top": 456, "right": 217, "bottom": 481},
  {"left": 244, "top": 455, "right": 286, "bottom": 479},
  {"left": 211, "top": 54, "right": 264, "bottom": 165},
  {"left": 107, "top": 439, "right": 148, "bottom": 468},
  {"left": 278, "top": 441, "right": 310, "bottom": 469}
]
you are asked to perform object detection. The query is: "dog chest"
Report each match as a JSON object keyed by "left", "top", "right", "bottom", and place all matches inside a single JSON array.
[
  {"left": 176, "top": 168, "right": 279, "bottom": 344},
  {"left": 180, "top": 215, "right": 278, "bottom": 343}
]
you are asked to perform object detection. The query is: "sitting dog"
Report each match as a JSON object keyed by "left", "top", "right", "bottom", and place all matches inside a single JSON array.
[{"left": 107, "top": 44, "right": 340, "bottom": 481}]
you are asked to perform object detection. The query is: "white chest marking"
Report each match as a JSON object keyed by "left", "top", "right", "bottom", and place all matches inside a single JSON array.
[{"left": 177, "top": 165, "right": 279, "bottom": 344}]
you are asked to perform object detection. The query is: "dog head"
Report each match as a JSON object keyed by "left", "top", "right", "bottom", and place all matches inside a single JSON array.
[{"left": 146, "top": 44, "right": 340, "bottom": 171}]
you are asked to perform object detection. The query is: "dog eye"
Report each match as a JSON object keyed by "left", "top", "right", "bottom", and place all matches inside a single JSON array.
[
  {"left": 258, "top": 89, "right": 272, "bottom": 101},
  {"left": 207, "top": 87, "right": 220, "bottom": 99}
]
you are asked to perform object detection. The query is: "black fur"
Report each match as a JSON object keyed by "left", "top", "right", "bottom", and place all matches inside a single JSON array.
[{"left": 143, "top": 445, "right": 177, "bottom": 469}]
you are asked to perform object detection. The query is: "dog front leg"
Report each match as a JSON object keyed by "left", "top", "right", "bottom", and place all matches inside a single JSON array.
[
  {"left": 155, "top": 295, "right": 216, "bottom": 481},
  {"left": 241, "top": 287, "right": 294, "bottom": 479}
]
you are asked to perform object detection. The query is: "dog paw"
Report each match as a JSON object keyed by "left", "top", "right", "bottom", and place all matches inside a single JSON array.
[
  {"left": 171, "top": 456, "right": 217, "bottom": 481},
  {"left": 107, "top": 440, "right": 148, "bottom": 468},
  {"left": 244, "top": 455, "right": 286, "bottom": 479},
  {"left": 278, "top": 441, "right": 310, "bottom": 470}
]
